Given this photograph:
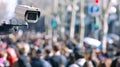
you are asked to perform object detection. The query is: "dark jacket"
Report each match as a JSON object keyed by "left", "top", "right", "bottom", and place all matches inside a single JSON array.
[
  {"left": 13, "top": 55, "right": 31, "bottom": 67},
  {"left": 50, "top": 55, "right": 67, "bottom": 67},
  {"left": 31, "top": 58, "right": 52, "bottom": 67}
]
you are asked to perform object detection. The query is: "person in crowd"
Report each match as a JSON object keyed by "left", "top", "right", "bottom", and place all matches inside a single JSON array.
[
  {"left": 0, "top": 49, "right": 10, "bottom": 67},
  {"left": 49, "top": 43, "right": 67, "bottom": 67},
  {"left": 111, "top": 50, "right": 120, "bottom": 67},
  {"left": 67, "top": 52, "right": 76, "bottom": 67},
  {"left": 84, "top": 51, "right": 97, "bottom": 67},
  {"left": 0, "top": 30, "right": 119, "bottom": 67},
  {"left": 44, "top": 48, "right": 51, "bottom": 62},
  {"left": 13, "top": 43, "right": 31, "bottom": 67},
  {"left": 29, "top": 46, "right": 38, "bottom": 62},
  {"left": 96, "top": 52, "right": 112, "bottom": 67},
  {"left": 7, "top": 47, "right": 18, "bottom": 67},
  {"left": 61, "top": 42, "right": 70, "bottom": 57},
  {"left": 31, "top": 49, "right": 52, "bottom": 67},
  {"left": 69, "top": 46, "right": 86, "bottom": 67}
]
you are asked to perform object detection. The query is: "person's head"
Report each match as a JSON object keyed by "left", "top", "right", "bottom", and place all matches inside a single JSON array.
[
  {"left": 85, "top": 51, "right": 92, "bottom": 60},
  {"left": 44, "top": 48, "right": 51, "bottom": 55},
  {"left": 61, "top": 47, "right": 69, "bottom": 57},
  {"left": 74, "top": 46, "right": 85, "bottom": 60},
  {"left": 19, "top": 43, "right": 30, "bottom": 55},
  {"left": 16, "top": 39, "right": 24, "bottom": 50},
  {"left": 52, "top": 43, "right": 60, "bottom": 53},
  {"left": 36, "top": 49, "right": 43, "bottom": 58},
  {"left": 24, "top": 44, "right": 30, "bottom": 55},
  {"left": 8, "top": 34, "right": 16, "bottom": 44}
]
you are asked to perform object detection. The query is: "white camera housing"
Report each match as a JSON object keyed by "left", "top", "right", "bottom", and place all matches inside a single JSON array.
[{"left": 15, "top": 5, "right": 40, "bottom": 23}]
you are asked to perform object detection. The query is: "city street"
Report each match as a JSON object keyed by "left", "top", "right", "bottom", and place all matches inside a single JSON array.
[{"left": 0, "top": 0, "right": 119, "bottom": 67}]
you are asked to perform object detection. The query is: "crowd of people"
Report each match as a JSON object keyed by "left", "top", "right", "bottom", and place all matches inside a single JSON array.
[{"left": 0, "top": 30, "right": 119, "bottom": 67}]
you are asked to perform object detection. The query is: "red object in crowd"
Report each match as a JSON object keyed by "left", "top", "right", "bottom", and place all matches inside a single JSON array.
[{"left": 7, "top": 47, "right": 18, "bottom": 67}]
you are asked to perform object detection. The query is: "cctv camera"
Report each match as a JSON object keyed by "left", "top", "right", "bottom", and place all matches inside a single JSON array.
[
  {"left": 25, "top": 10, "right": 40, "bottom": 23},
  {"left": 15, "top": 5, "right": 41, "bottom": 23}
]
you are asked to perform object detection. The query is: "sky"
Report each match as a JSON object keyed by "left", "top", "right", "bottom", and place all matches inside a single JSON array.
[{"left": 0, "top": 0, "right": 17, "bottom": 24}]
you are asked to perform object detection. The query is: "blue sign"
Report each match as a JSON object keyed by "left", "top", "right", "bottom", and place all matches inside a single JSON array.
[{"left": 89, "top": 5, "right": 101, "bottom": 16}]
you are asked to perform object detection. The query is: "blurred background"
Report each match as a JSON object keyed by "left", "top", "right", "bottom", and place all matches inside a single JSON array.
[
  {"left": 19, "top": 0, "right": 120, "bottom": 52},
  {"left": 19, "top": 0, "right": 119, "bottom": 37}
]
